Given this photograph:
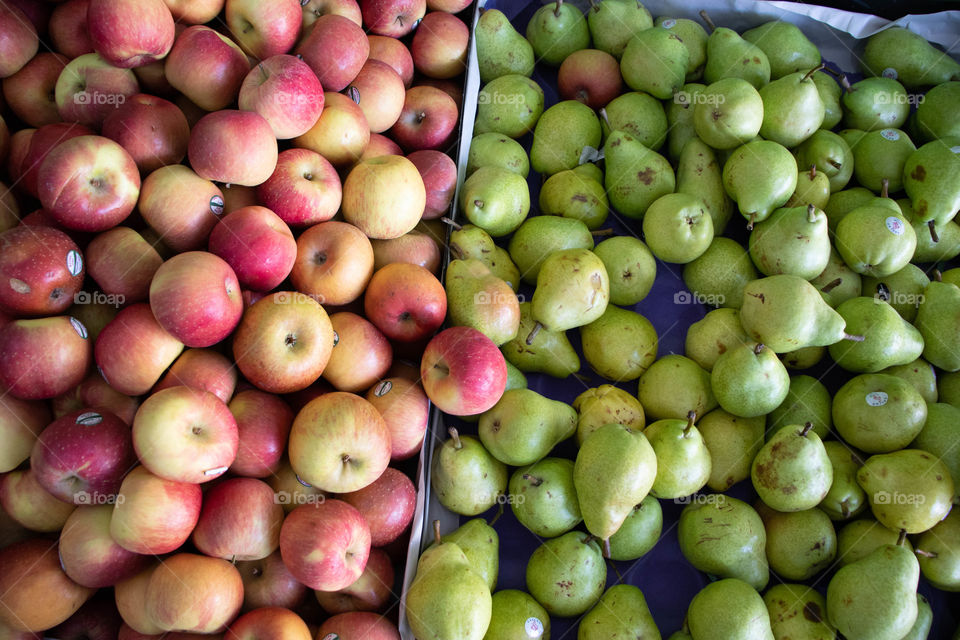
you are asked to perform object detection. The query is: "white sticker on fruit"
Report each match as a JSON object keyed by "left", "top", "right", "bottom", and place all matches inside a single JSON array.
[
  {"left": 880, "top": 129, "right": 900, "bottom": 141},
  {"left": 66, "top": 250, "right": 83, "bottom": 276},
  {"left": 69, "top": 317, "right": 88, "bottom": 339},
  {"left": 661, "top": 18, "right": 677, "bottom": 28},
  {"left": 332, "top": 330, "right": 340, "bottom": 347},
  {"left": 374, "top": 380, "right": 393, "bottom": 397},
  {"left": 881, "top": 67, "right": 898, "bottom": 79},
  {"left": 866, "top": 391, "right": 888, "bottom": 406},
  {"left": 321, "top": 635, "right": 338, "bottom": 640},
  {"left": 951, "top": 146, "right": 960, "bottom": 154},
  {"left": 525, "top": 617, "right": 544, "bottom": 638},
  {"left": 209, "top": 195, "right": 224, "bottom": 215},
  {"left": 203, "top": 466, "right": 229, "bottom": 477},
  {"left": 76, "top": 412, "right": 103, "bottom": 426},
  {"left": 886, "top": 216, "right": 905, "bottom": 235}
]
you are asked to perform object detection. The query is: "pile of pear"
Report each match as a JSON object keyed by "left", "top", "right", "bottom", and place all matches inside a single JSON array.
[{"left": 405, "top": 2, "right": 960, "bottom": 639}]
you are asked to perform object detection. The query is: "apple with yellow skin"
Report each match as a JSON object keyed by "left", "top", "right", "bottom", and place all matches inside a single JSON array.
[{"left": 342, "top": 154, "right": 426, "bottom": 239}]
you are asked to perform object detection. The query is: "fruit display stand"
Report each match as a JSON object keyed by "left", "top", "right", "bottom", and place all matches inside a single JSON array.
[{"left": 400, "top": 1, "right": 960, "bottom": 638}]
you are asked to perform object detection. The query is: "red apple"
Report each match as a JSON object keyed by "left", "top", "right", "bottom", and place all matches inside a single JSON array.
[
  {"left": 411, "top": 11, "right": 468, "bottom": 79},
  {"left": 278, "top": 500, "right": 371, "bottom": 591},
  {"left": 133, "top": 385, "right": 238, "bottom": 484},
  {"left": 145, "top": 553, "right": 244, "bottom": 634},
  {"left": 323, "top": 312, "right": 392, "bottom": 393},
  {"left": 232, "top": 291, "right": 335, "bottom": 394},
  {"left": 38, "top": 135, "right": 141, "bottom": 232},
  {"left": 340, "top": 467, "right": 415, "bottom": 546},
  {"left": 301, "top": 0, "right": 362, "bottom": 32},
  {"left": 367, "top": 34, "right": 414, "bottom": 87},
  {"left": 86, "top": 226, "right": 163, "bottom": 303},
  {"left": 192, "top": 477, "right": 284, "bottom": 561},
  {"left": 133, "top": 59, "right": 174, "bottom": 97},
  {"left": 101, "top": 93, "right": 190, "bottom": 173},
  {"left": 31, "top": 408, "right": 135, "bottom": 504},
  {"left": 315, "top": 612, "right": 400, "bottom": 640},
  {"left": 558, "top": 48, "right": 623, "bottom": 109},
  {"left": 139, "top": 164, "right": 224, "bottom": 252},
  {"left": 110, "top": 465, "right": 202, "bottom": 555},
  {"left": 347, "top": 59, "right": 405, "bottom": 133},
  {"left": 407, "top": 149, "right": 456, "bottom": 219},
  {"left": 20, "top": 121, "right": 94, "bottom": 198},
  {"left": 162, "top": 0, "right": 225, "bottom": 24},
  {"left": 426, "top": 0, "right": 471, "bottom": 10},
  {"left": 237, "top": 550, "right": 308, "bottom": 612},
  {"left": 361, "top": 0, "right": 425, "bottom": 37},
  {"left": 229, "top": 389, "right": 294, "bottom": 478},
  {"left": 189, "top": 110, "right": 279, "bottom": 187},
  {"left": 421, "top": 326, "right": 507, "bottom": 415},
  {"left": 226, "top": 0, "right": 301, "bottom": 60},
  {"left": 290, "top": 220, "right": 374, "bottom": 307},
  {"left": 268, "top": 457, "right": 327, "bottom": 514},
  {"left": 49, "top": 0, "right": 94, "bottom": 59},
  {"left": 293, "top": 91, "right": 369, "bottom": 168},
  {"left": 342, "top": 154, "right": 426, "bottom": 239},
  {"left": 358, "top": 132, "right": 404, "bottom": 162},
  {"left": 363, "top": 262, "right": 446, "bottom": 342},
  {"left": 295, "top": 14, "right": 368, "bottom": 92},
  {"left": 73, "top": 373, "right": 139, "bottom": 424},
  {"left": 48, "top": 591, "right": 124, "bottom": 640},
  {"left": 0, "top": 392, "right": 49, "bottom": 473},
  {"left": 224, "top": 607, "right": 311, "bottom": 640},
  {"left": 94, "top": 302, "right": 184, "bottom": 397},
  {"left": 0, "top": 468, "right": 76, "bottom": 532},
  {"left": 315, "top": 547, "right": 394, "bottom": 614},
  {"left": 55, "top": 53, "right": 139, "bottom": 127},
  {"left": 0, "top": 3, "right": 39, "bottom": 78},
  {"left": 149, "top": 251, "right": 244, "bottom": 347},
  {"left": 239, "top": 55, "right": 323, "bottom": 140},
  {"left": 0, "top": 315, "right": 92, "bottom": 400},
  {"left": 0, "top": 224, "right": 84, "bottom": 316},
  {"left": 115, "top": 564, "right": 165, "bottom": 635},
  {"left": 257, "top": 148, "right": 341, "bottom": 227},
  {"left": 165, "top": 26, "right": 249, "bottom": 112},
  {"left": 153, "top": 347, "right": 238, "bottom": 403},
  {"left": 59, "top": 504, "right": 151, "bottom": 588},
  {"left": 371, "top": 231, "right": 442, "bottom": 279},
  {"left": 1, "top": 52, "right": 67, "bottom": 127},
  {"left": 365, "top": 377, "right": 428, "bottom": 460},
  {"left": 88, "top": 0, "right": 175, "bottom": 68},
  {"left": 0, "top": 539, "right": 94, "bottom": 633},
  {"left": 208, "top": 205, "right": 297, "bottom": 292},
  {"left": 389, "top": 85, "right": 458, "bottom": 152}
]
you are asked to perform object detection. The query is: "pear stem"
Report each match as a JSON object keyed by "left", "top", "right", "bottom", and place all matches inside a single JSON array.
[
  {"left": 933, "top": 269, "right": 943, "bottom": 282},
  {"left": 820, "top": 66, "right": 853, "bottom": 92},
  {"left": 801, "top": 63, "right": 826, "bottom": 82},
  {"left": 589, "top": 0, "right": 600, "bottom": 12},
  {"left": 526, "top": 321, "right": 543, "bottom": 345},
  {"left": 698, "top": 10, "right": 716, "bottom": 33},
  {"left": 448, "top": 427, "right": 462, "bottom": 449},
  {"left": 606, "top": 557, "right": 625, "bottom": 582},
  {"left": 489, "top": 502, "right": 504, "bottom": 527},
  {"left": 808, "top": 164, "right": 817, "bottom": 181},
  {"left": 440, "top": 216, "right": 461, "bottom": 230},
  {"left": 683, "top": 410, "right": 697, "bottom": 436},
  {"left": 843, "top": 333, "right": 865, "bottom": 342},
  {"left": 433, "top": 519, "right": 442, "bottom": 545},
  {"left": 915, "top": 548, "right": 939, "bottom": 558},
  {"left": 881, "top": 178, "right": 890, "bottom": 199},
  {"left": 554, "top": 0, "right": 563, "bottom": 18},
  {"left": 929, "top": 219, "right": 939, "bottom": 243},
  {"left": 746, "top": 212, "right": 757, "bottom": 231},
  {"left": 591, "top": 228, "right": 614, "bottom": 237},
  {"left": 753, "top": 343, "right": 765, "bottom": 355},
  {"left": 522, "top": 473, "right": 544, "bottom": 487},
  {"left": 598, "top": 107, "right": 611, "bottom": 128},
  {"left": 820, "top": 277, "right": 843, "bottom": 294},
  {"left": 897, "top": 529, "right": 908, "bottom": 546},
  {"left": 840, "top": 498, "right": 851, "bottom": 519},
  {"left": 603, "top": 538, "right": 612, "bottom": 558},
  {"left": 807, "top": 203, "right": 817, "bottom": 222},
  {"left": 799, "top": 422, "right": 814, "bottom": 437}
]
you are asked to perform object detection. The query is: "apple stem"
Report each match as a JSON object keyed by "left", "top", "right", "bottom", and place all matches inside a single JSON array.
[
  {"left": 753, "top": 343, "right": 765, "bottom": 356},
  {"left": 799, "top": 422, "right": 814, "bottom": 437},
  {"left": 683, "top": 410, "right": 696, "bottom": 436},
  {"left": 897, "top": 529, "right": 907, "bottom": 546},
  {"left": 433, "top": 519, "right": 442, "bottom": 545},
  {"left": 591, "top": 228, "right": 614, "bottom": 237},
  {"left": 698, "top": 10, "right": 717, "bottom": 33},
  {"left": 801, "top": 63, "right": 826, "bottom": 83},
  {"left": 807, "top": 204, "right": 818, "bottom": 223},
  {"left": 525, "top": 322, "right": 543, "bottom": 345},
  {"left": 915, "top": 548, "right": 938, "bottom": 558},
  {"left": 929, "top": 219, "right": 939, "bottom": 243},
  {"left": 448, "top": 427, "right": 462, "bottom": 449},
  {"left": 820, "top": 277, "right": 842, "bottom": 294},
  {"left": 881, "top": 178, "right": 890, "bottom": 199},
  {"left": 843, "top": 333, "right": 865, "bottom": 342},
  {"left": 554, "top": 0, "right": 563, "bottom": 18},
  {"left": 808, "top": 164, "right": 817, "bottom": 180},
  {"left": 489, "top": 502, "right": 505, "bottom": 526},
  {"left": 522, "top": 473, "right": 543, "bottom": 487}
]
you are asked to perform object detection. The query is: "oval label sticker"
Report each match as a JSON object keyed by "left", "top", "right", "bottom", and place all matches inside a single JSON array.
[
  {"left": 322, "top": 635, "right": 339, "bottom": 640},
  {"left": 66, "top": 250, "right": 83, "bottom": 276},
  {"left": 886, "top": 216, "right": 905, "bottom": 235},
  {"left": 881, "top": 67, "right": 898, "bottom": 79},
  {"left": 525, "top": 617, "right": 544, "bottom": 638},
  {"left": 661, "top": 18, "right": 677, "bottom": 28},
  {"left": 76, "top": 412, "right": 103, "bottom": 426},
  {"left": 69, "top": 317, "right": 88, "bottom": 339},
  {"left": 866, "top": 391, "right": 888, "bottom": 407},
  {"left": 880, "top": 129, "right": 900, "bottom": 141},
  {"left": 374, "top": 380, "right": 393, "bottom": 397},
  {"left": 210, "top": 195, "right": 225, "bottom": 215}
]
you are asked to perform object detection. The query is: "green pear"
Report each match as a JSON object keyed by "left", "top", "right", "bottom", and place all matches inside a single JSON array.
[
  {"left": 580, "top": 304, "right": 658, "bottom": 381},
  {"left": 723, "top": 140, "right": 798, "bottom": 228},
  {"left": 902, "top": 593, "right": 933, "bottom": 640},
  {"left": 842, "top": 77, "right": 911, "bottom": 131},
  {"left": 501, "top": 301, "right": 580, "bottom": 379},
  {"left": 573, "top": 384, "right": 645, "bottom": 445},
  {"left": 476, "top": 9, "right": 535, "bottom": 82},
  {"left": 466, "top": 133, "right": 530, "bottom": 178},
  {"left": 525, "top": 532, "right": 605, "bottom": 617},
  {"left": 572, "top": 161, "right": 603, "bottom": 184},
  {"left": 862, "top": 27, "right": 960, "bottom": 89},
  {"left": 826, "top": 538, "right": 920, "bottom": 640},
  {"left": 620, "top": 26, "right": 689, "bottom": 99},
  {"left": 835, "top": 202, "right": 916, "bottom": 277},
  {"left": 763, "top": 584, "right": 834, "bottom": 640},
  {"left": 603, "top": 129, "right": 675, "bottom": 219},
  {"left": 839, "top": 127, "right": 868, "bottom": 151},
  {"left": 836, "top": 518, "right": 912, "bottom": 567},
  {"left": 882, "top": 357, "right": 937, "bottom": 403},
  {"left": 698, "top": 408, "right": 766, "bottom": 492},
  {"left": 794, "top": 129, "right": 854, "bottom": 192},
  {"left": 828, "top": 296, "right": 924, "bottom": 372},
  {"left": 782, "top": 345, "right": 826, "bottom": 369},
  {"left": 449, "top": 223, "right": 521, "bottom": 290},
  {"left": 915, "top": 81, "right": 960, "bottom": 142},
  {"left": 940, "top": 370, "right": 960, "bottom": 406},
  {"left": 687, "top": 578, "right": 774, "bottom": 640},
  {"left": 748, "top": 204, "right": 830, "bottom": 279},
  {"left": 756, "top": 502, "right": 837, "bottom": 580},
  {"left": 742, "top": 21, "right": 821, "bottom": 78},
  {"left": 711, "top": 342, "right": 789, "bottom": 418},
  {"left": 431, "top": 519, "right": 499, "bottom": 592},
  {"left": 752, "top": 423, "right": 833, "bottom": 512},
  {"left": 702, "top": 21, "right": 771, "bottom": 88},
  {"left": 509, "top": 457, "right": 582, "bottom": 538},
  {"left": 525, "top": 0, "right": 590, "bottom": 67},
  {"left": 901, "top": 196, "right": 960, "bottom": 263},
  {"left": 460, "top": 167, "right": 530, "bottom": 237},
  {"left": 916, "top": 279, "right": 960, "bottom": 371},
  {"left": 813, "top": 70, "right": 844, "bottom": 130},
  {"left": 758, "top": 67, "right": 825, "bottom": 148},
  {"left": 529, "top": 248, "right": 609, "bottom": 334},
  {"left": 767, "top": 375, "right": 832, "bottom": 439},
  {"left": 667, "top": 82, "right": 705, "bottom": 160},
  {"left": 484, "top": 590, "right": 550, "bottom": 640},
  {"left": 530, "top": 100, "right": 602, "bottom": 177},
  {"left": 676, "top": 137, "right": 734, "bottom": 234},
  {"left": 656, "top": 17, "right": 708, "bottom": 79},
  {"left": 642, "top": 193, "right": 714, "bottom": 264},
  {"left": 474, "top": 75, "right": 545, "bottom": 139},
  {"left": 538, "top": 170, "right": 608, "bottom": 229},
  {"left": 785, "top": 166, "right": 830, "bottom": 209},
  {"left": 577, "top": 584, "right": 661, "bottom": 640},
  {"left": 832, "top": 373, "right": 927, "bottom": 453},
  {"left": 683, "top": 237, "right": 758, "bottom": 310},
  {"left": 586, "top": 0, "right": 652, "bottom": 59},
  {"left": 637, "top": 354, "right": 716, "bottom": 421},
  {"left": 504, "top": 360, "right": 527, "bottom": 391},
  {"left": 645, "top": 412, "right": 712, "bottom": 499},
  {"left": 914, "top": 509, "right": 960, "bottom": 591},
  {"left": 431, "top": 428, "right": 508, "bottom": 516},
  {"left": 692, "top": 77, "right": 763, "bottom": 150},
  {"left": 479, "top": 389, "right": 576, "bottom": 467},
  {"left": 819, "top": 440, "right": 868, "bottom": 521},
  {"left": 684, "top": 307, "right": 749, "bottom": 371},
  {"left": 575, "top": 423, "right": 657, "bottom": 543},
  {"left": 678, "top": 495, "right": 769, "bottom": 589},
  {"left": 857, "top": 449, "right": 954, "bottom": 533},
  {"left": 903, "top": 140, "right": 960, "bottom": 233},
  {"left": 600, "top": 91, "right": 668, "bottom": 150},
  {"left": 445, "top": 259, "right": 520, "bottom": 346},
  {"left": 851, "top": 128, "right": 916, "bottom": 193},
  {"left": 508, "top": 216, "right": 593, "bottom": 285},
  {"left": 592, "top": 236, "right": 657, "bottom": 306},
  {"left": 824, "top": 187, "right": 875, "bottom": 234},
  {"left": 406, "top": 522, "right": 493, "bottom": 640},
  {"left": 607, "top": 495, "right": 662, "bottom": 561},
  {"left": 912, "top": 402, "right": 960, "bottom": 501},
  {"left": 862, "top": 262, "right": 930, "bottom": 323},
  {"left": 811, "top": 247, "right": 863, "bottom": 308}
]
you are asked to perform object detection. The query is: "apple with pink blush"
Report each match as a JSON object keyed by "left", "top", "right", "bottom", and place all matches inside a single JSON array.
[
  {"left": 229, "top": 389, "right": 294, "bottom": 478},
  {"left": 290, "top": 220, "right": 374, "bottom": 308},
  {"left": 192, "top": 477, "right": 285, "bottom": 561},
  {"left": 316, "top": 611, "right": 400, "bottom": 640},
  {"left": 153, "top": 348, "right": 238, "bottom": 403},
  {"left": 138, "top": 165, "right": 224, "bottom": 252},
  {"left": 361, "top": 0, "right": 425, "bottom": 37},
  {"left": 257, "top": 148, "right": 342, "bottom": 227},
  {"left": 95, "top": 303, "right": 184, "bottom": 397},
  {"left": 0, "top": 468, "right": 76, "bottom": 532},
  {"left": 347, "top": 59, "right": 406, "bottom": 133},
  {"left": 49, "top": 0, "right": 94, "bottom": 58},
  {"left": 144, "top": 553, "right": 244, "bottom": 634},
  {"left": 322, "top": 312, "right": 393, "bottom": 393},
  {"left": 239, "top": 55, "right": 324, "bottom": 140},
  {"left": 0, "top": 315, "right": 92, "bottom": 401},
  {"left": 110, "top": 466, "right": 202, "bottom": 555},
  {"left": 0, "top": 2, "right": 39, "bottom": 78},
  {"left": 407, "top": 149, "right": 456, "bottom": 219},
  {"left": 59, "top": 505, "right": 151, "bottom": 588},
  {"left": 420, "top": 325, "right": 508, "bottom": 415},
  {"left": 0, "top": 224, "right": 85, "bottom": 317},
  {"left": 226, "top": 0, "right": 301, "bottom": 60},
  {"left": 341, "top": 467, "right": 416, "bottom": 546},
  {"left": 301, "top": 0, "right": 362, "bottom": 32},
  {"left": 293, "top": 91, "right": 370, "bottom": 168},
  {"left": 54, "top": 53, "right": 139, "bottom": 128},
  {"left": 224, "top": 606, "right": 312, "bottom": 640},
  {"left": 314, "top": 547, "right": 394, "bottom": 614},
  {"left": 87, "top": 0, "right": 175, "bottom": 69},
  {"left": 165, "top": 26, "right": 249, "bottom": 112},
  {"left": 237, "top": 549, "right": 308, "bottom": 612},
  {"left": 208, "top": 205, "right": 297, "bottom": 292},
  {"left": 86, "top": 226, "right": 163, "bottom": 303},
  {"left": 188, "top": 110, "right": 278, "bottom": 187},
  {"left": 364, "top": 377, "right": 428, "bottom": 461},
  {"left": 363, "top": 262, "right": 446, "bottom": 343},
  {"left": 558, "top": 48, "right": 623, "bottom": 110},
  {"left": 367, "top": 35, "right": 414, "bottom": 88},
  {"left": 2, "top": 52, "right": 67, "bottom": 127},
  {"left": 411, "top": 11, "right": 469, "bottom": 79},
  {"left": 390, "top": 85, "right": 459, "bottom": 152},
  {"left": 21, "top": 122, "right": 94, "bottom": 198},
  {"left": 296, "top": 14, "right": 369, "bottom": 92},
  {"left": 102, "top": 94, "right": 190, "bottom": 173},
  {"left": 279, "top": 500, "right": 371, "bottom": 591}
]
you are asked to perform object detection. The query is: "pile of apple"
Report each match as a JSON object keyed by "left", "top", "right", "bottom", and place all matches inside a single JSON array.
[{"left": 0, "top": 0, "right": 476, "bottom": 637}]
